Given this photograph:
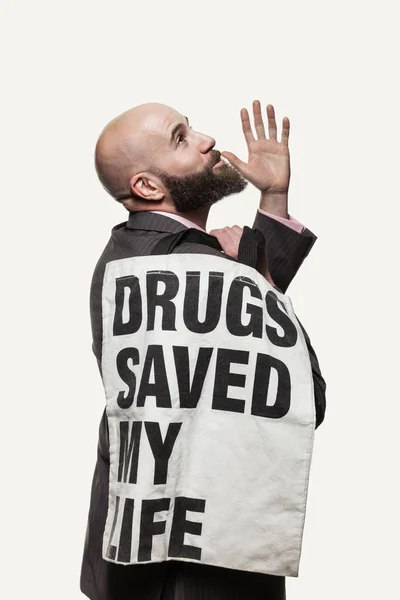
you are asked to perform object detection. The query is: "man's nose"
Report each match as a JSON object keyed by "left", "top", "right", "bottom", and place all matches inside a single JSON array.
[{"left": 197, "top": 132, "right": 216, "bottom": 153}]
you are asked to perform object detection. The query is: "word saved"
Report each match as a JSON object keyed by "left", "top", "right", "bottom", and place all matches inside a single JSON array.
[{"left": 116, "top": 344, "right": 291, "bottom": 419}]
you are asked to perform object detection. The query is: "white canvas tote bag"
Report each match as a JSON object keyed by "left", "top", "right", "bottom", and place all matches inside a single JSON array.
[{"left": 100, "top": 227, "right": 315, "bottom": 577}]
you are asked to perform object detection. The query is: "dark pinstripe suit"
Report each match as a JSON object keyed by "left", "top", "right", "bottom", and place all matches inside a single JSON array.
[{"left": 80, "top": 210, "right": 326, "bottom": 600}]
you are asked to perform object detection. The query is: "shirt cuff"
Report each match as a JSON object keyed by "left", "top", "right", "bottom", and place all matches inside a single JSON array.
[{"left": 258, "top": 208, "right": 305, "bottom": 234}]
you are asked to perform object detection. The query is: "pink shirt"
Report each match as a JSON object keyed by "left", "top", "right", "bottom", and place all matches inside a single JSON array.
[{"left": 149, "top": 209, "right": 305, "bottom": 234}]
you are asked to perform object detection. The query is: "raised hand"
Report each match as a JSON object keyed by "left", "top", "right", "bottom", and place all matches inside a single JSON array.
[{"left": 221, "top": 101, "right": 290, "bottom": 195}]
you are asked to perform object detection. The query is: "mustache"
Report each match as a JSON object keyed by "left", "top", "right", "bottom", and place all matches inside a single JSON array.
[{"left": 209, "top": 150, "right": 221, "bottom": 167}]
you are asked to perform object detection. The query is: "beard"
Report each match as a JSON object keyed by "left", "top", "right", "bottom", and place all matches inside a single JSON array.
[{"left": 152, "top": 160, "right": 248, "bottom": 213}]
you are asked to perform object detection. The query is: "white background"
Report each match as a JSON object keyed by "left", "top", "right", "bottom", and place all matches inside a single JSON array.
[{"left": 1, "top": 1, "right": 399, "bottom": 598}]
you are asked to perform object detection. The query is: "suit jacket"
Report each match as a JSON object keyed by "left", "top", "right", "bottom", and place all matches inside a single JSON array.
[{"left": 80, "top": 209, "right": 326, "bottom": 600}]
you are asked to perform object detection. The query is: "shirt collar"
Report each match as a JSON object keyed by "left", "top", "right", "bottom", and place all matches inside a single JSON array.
[
  {"left": 148, "top": 210, "right": 206, "bottom": 232},
  {"left": 126, "top": 210, "right": 206, "bottom": 234},
  {"left": 126, "top": 210, "right": 192, "bottom": 233}
]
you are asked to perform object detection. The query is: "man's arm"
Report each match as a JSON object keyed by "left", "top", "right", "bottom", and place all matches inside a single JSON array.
[
  {"left": 253, "top": 210, "right": 317, "bottom": 294},
  {"left": 220, "top": 100, "right": 317, "bottom": 293},
  {"left": 295, "top": 315, "right": 327, "bottom": 428},
  {"left": 253, "top": 207, "right": 325, "bottom": 426},
  {"left": 210, "top": 224, "right": 326, "bottom": 429}
]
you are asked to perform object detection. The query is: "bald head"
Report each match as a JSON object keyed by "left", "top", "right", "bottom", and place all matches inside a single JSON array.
[
  {"left": 93, "top": 102, "right": 228, "bottom": 214},
  {"left": 94, "top": 102, "right": 177, "bottom": 200}
]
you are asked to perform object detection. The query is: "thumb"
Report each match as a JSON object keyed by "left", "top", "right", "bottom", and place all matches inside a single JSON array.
[{"left": 221, "top": 151, "right": 247, "bottom": 173}]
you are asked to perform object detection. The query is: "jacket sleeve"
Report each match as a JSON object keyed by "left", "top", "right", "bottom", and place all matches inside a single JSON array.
[
  {"left": 252, "top": 211, "right": 317, "bottom": 294},
  {"left": 295, "top": 315, "right": 327, "bottom": 429},
  {"left": 175, "top": 229, "right": 327, "bottom": 428}
]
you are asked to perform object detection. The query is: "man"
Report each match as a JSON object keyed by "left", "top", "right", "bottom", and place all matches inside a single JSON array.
[{"left": 80, "top": 100, "right": 326, "bottom": 600}]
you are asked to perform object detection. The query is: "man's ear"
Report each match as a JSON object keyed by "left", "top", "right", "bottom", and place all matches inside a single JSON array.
[{"left": 130, "top": 173, "right": 165, "bottom": 201}]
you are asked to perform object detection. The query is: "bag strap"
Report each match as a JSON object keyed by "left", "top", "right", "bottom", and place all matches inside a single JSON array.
[
  {"left": 151, "top": 226, "right": 266, "bottom": 270},
  {"left": 151, "top": 228, "right": 222, "bottom": 255}
]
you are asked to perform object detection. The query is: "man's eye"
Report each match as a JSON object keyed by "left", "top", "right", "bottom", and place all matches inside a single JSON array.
[{"left": 177, "top": 127, "right": 192, "bottom": 145}]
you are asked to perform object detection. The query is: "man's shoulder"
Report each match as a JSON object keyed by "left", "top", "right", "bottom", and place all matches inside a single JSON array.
[{"left": 171, "top": 241, "right": 236, "bottom": 262}]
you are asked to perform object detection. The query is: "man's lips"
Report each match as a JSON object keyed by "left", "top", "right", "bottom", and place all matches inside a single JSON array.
[
  {"left": 209, "top": 152, "right": 221, "bottom": 167},
  {"left": 212, "top": 159, "right": 225, "bottom": 168},
  {"left": 210, "top": 152, "right": 225, "bottom": 168}
]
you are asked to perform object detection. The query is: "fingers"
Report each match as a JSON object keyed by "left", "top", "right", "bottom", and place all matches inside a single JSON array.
[
  {"left": 209, "top": 226, "right": 243, "bottom": 259},
  {"left": 281, "top": 116, "right": 290, "bottom": 146},
  {"left": 223, "top": 225, "right": 242, "bottom": 246},
  {"left": 252, "top": 100, "right": 266, "bottom": 139},
  {"left": 220, "top": 151, "right": 247, "bottom": 174},
  {"left": 242, "top": 102, "right": 288, "bottom": 145},
  {"left": 240, "top": 108, "right": 255, "bottom": 146},
  {"left": 266, "top": 104, "right": 277, "bottom": 140}
]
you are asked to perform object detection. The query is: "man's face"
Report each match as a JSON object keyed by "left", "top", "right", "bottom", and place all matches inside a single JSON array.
[{"left": 142, "top": 108, "right": 248, "bottom": 212}]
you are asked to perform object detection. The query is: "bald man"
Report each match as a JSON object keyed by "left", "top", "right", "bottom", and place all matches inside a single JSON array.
[{"left": 80, "top": 101, "right": 326, "bottom": 599}]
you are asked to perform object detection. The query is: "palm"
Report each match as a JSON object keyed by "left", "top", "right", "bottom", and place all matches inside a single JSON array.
[
  {"left": 222, "top": 102, "right": 291, "bottom": 194},
  {"left": 246, "top": 137, "right": 290, "bottom": 192}
]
